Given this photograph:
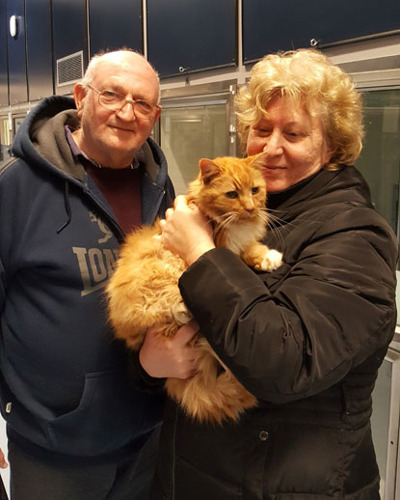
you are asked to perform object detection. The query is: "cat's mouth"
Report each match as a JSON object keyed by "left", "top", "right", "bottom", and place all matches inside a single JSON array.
[{"left": 240, "top": 212, "right": 257, "bottom": 220}]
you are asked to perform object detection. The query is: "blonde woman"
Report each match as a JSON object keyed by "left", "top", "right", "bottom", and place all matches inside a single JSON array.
[{"left": 140, "top": 49, "right": 398, "bottom": 499}]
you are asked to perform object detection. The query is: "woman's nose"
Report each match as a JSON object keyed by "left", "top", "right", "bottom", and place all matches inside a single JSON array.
[{"left": 263, "top": 132, "right": 283, "bottom": 155}]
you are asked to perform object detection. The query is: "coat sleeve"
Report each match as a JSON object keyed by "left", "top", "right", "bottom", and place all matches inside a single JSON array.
[
  {"left": 178, "top": 209, "right": 398, "bottom": 404},
  {"left": 0, "top": 257, "right": 4, "bottom": 328}
]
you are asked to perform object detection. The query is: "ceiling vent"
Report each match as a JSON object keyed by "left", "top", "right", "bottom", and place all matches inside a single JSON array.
[{"left": 56, "top": 51, "right": 84, "bottom": 87}]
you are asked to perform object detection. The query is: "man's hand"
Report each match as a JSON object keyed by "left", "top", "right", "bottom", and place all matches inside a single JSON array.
[{"left": 139, "top": 320, "right": 200, "bottom": 379}]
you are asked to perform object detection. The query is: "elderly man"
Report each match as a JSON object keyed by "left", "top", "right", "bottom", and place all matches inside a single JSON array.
[{"left": 0, "top": 49, "right": 196, "bottom": 500}]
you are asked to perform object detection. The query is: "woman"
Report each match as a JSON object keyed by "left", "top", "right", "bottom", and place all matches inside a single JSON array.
[{"left": 141, "top": 49, "right": 398, "bottom": 499}]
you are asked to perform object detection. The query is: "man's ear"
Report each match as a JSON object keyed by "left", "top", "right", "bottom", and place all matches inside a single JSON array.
[
  {"left": 153, "top": 105, "right": 162, "bottom": 124},
  {"left": 73, "top": 83, "right": 87, "bottom": 117}
]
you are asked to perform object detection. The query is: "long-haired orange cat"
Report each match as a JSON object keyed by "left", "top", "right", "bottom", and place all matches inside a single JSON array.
[{"left": 106, "top": 153, "right": 282, "bottom": 424}]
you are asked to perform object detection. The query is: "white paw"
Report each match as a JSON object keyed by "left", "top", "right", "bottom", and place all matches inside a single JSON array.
[
  {"left": 260, "top": 249, "right": 283, "bottom": 272},
  {"left": 172, "top": 301, "right": 193, "bottom": 325}
]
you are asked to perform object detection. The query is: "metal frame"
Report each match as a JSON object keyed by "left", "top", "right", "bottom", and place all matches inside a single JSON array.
[{"left": 380, "top": 347, "right": 400, "bottom": 499}]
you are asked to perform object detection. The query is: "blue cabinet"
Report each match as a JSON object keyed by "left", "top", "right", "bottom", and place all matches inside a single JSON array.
[
  {"left": 243, "top": 0, "right": 400, "bottom": 64},
  {"left": 147, "top": 0, "right": 237, "bottom": 78},
  {"left": 88, "top": 0, "right": 142, "bottom": 57},
  {"left": 7, "top": 0, "right": 27, "bottom": 104},
  {"left": 0, "top": 0, "right": 8, "bottom": 106},
  {"left": 52, "top": 0, "right": 88, "bottom": 87},
  {"left": 26, "top": 0, "right": 54, "bottom": 101}
]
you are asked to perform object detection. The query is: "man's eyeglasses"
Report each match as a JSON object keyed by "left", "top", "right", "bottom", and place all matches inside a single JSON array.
[{"left": 87, "top": 85, "right": 160, "bottom": 120}]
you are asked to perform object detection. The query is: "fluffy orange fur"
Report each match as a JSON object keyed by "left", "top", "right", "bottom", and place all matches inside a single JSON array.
[{"left": 106, "top": 153, "right": 282, "bottom": 424}]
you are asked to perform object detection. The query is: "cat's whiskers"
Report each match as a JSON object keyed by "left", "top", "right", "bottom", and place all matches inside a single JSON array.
[
  {"left": 211, "top": 212, "right": 238, "bottom": 231},
  {"left": 264, "top": 212, "right": 293, "bottom": 249},
  {"left": 226, "top": 214, "right": 242, "bottom": 230},
  {"left": 257, "top": 210, "right": 269, "bottom": 225}
]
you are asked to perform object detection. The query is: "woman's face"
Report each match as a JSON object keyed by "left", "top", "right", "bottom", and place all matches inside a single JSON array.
[{"left": 246, "top": 96, "right": 334, "bottom": 192}]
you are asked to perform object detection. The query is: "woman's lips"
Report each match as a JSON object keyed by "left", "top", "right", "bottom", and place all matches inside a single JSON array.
[{"left": 264, "top": 165, "right": 285, "bottom": 171}]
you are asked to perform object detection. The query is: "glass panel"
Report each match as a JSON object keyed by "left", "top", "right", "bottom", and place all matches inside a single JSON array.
[
  {"left": 0, "top": 117, "right": 12, "bottom": 162},
  {"left": 371, "top": 357, "right": 392, "bottom": 498},
  {"left": 356, "top": 89, "right": 400, "bottom": 324},
  {"left": 371, "top": 350, "right": 400, "bottom": 500},
  {"left": 356, "top": 89, "right": 400, "bottom": 235},
  {"left": 13, "top": 116, "right": 25, "bottom": 135},
  {"left": 160, "top": 104, "right": 228, "bottom": 195}
]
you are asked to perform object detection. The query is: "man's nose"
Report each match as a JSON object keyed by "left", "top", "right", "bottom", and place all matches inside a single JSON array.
[{"left": 117, "top": 100, "right": 136, "bottom": 120}]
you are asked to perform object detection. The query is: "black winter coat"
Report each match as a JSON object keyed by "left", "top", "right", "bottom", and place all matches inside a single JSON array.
[{"left": 151, "top": 166, "right": 398, "bottom": 499}]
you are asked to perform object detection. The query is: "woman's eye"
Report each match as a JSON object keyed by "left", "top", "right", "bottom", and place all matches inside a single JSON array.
[
  {"left": 286, "top": 130, "right": 305, "bottom": 140},
  {"left": 252, "top": 187, "right": 259, "bottom": 194},
  {"left": 225, "top": 191, "right": 238, "bottom": 199}
]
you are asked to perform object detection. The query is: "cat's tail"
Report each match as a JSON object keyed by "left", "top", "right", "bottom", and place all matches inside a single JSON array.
[{"left": 165, "top": 338, "right": 257, "bottom": 425}]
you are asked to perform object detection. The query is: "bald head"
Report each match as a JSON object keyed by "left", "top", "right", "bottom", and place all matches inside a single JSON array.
[{"left": 82, "top": 49, "right": 160, "bottom": 103}]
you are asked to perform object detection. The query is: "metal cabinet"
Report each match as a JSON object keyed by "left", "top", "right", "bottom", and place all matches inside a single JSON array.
[
  {"left": 147, "top": 0, "right": 237, "bottom": 78},
  {"left": 6, "top": 0, "right": 27, "bottom": 104},
  {"left": 243, "top": 0, "right": 400, "bottom": 64},
  {"left": 88, "top": 0, "right": 142, "bottom": 57}
]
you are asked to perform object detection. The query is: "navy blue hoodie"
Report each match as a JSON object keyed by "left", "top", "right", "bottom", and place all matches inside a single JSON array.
[{"left": 0, "top": 96, "right": 174, "bottom": 464}]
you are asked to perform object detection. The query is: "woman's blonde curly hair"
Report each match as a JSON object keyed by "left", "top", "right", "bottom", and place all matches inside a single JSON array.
[{"left": 235, "top": 49, "right": 364, "bottom": 169}]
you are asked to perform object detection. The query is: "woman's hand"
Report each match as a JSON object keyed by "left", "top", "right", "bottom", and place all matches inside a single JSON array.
[
  {"left": 139, "top": 320, "right": 200, "bottom": 379},
  {"left": 0, "top": 448, "right": 7, "bottom": 469},
  {"left": 160, "top": 195, "right": 215, "bottom": 266}
]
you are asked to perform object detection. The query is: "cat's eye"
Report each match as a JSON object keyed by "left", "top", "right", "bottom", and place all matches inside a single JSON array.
[
  {"left": 252, "top": 187, "right": 259, "bottom": 194},
  {"left": 225, "top": 191, "right": 238, "bottom": 199}
]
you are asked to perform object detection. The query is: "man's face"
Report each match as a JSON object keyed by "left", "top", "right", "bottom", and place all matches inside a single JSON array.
[{"left": 74, "top": 53, "right": 161, "bottom": 168}]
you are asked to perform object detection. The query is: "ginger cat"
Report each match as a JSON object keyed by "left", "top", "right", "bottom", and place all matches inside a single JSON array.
[{"left": 106, "top": 153, "right": 282, "bottom": 424}]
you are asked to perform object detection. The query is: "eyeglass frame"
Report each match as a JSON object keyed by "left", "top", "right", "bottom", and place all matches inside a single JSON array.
[{"left": 86, "top": 84, "right": 161, "bottom": 119}]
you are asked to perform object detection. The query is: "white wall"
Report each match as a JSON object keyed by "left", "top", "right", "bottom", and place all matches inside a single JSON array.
[{"left": 0, "top": 418, "right": 10, "bottom": 497}]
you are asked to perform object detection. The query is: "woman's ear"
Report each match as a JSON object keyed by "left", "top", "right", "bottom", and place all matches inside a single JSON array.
[
  {"left": 322, "top": 135, "right": 337, "bottom": 165},
  {"left": 325, "top": 146, "right": 337, "bottom": 165}
]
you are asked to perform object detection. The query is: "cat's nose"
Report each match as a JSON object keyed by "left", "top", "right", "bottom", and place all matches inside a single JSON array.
[{"left": 244, "top": 205, "right": 255, "bottom": 214}]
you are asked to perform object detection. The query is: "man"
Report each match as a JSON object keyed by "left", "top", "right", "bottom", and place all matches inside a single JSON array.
[{"left": 0, "top": 49, "right": 195, "bottom": 500}]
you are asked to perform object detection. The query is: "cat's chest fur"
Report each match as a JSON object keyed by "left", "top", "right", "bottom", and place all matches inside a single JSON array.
[{"left": 218, "top": 218, "right": 266, "bottom": 255}]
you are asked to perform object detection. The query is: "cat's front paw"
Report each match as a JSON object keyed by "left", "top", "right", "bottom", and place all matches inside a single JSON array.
[
  {"left": 260, "top": 249, "right": 283, "bottom": 272},
  {"left": 172, "top": 301, "right": 193, "bottom": 325}
]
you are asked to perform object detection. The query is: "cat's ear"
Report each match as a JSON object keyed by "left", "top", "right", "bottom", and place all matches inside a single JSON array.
[
  {"left": 249, "top": 152, "right": 268, "bottom": 171},
  {"left": 199, "top": 158, "right": 221, "bottom": 184}
]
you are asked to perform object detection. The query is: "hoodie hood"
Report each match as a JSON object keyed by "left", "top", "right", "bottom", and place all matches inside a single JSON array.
[{"left": 12, "top": 96, "right": 85, "bottom": 182}]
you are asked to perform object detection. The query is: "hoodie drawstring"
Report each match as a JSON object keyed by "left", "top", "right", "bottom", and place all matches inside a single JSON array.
[{"left": 56, "top": 181, "right": 72, "bottom": 233}]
